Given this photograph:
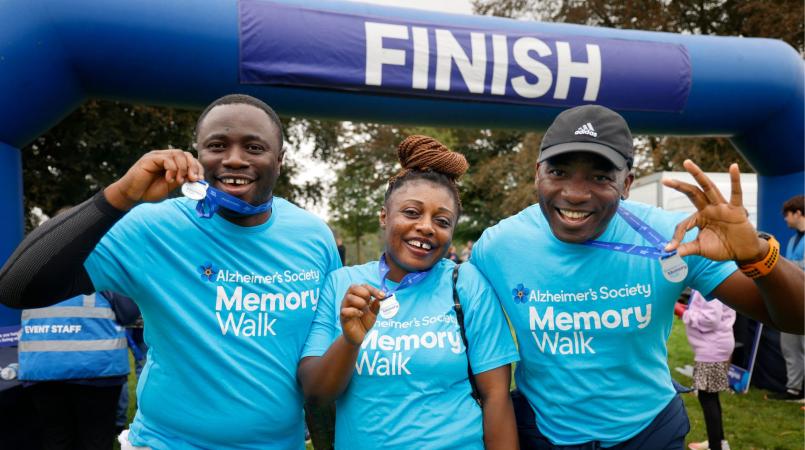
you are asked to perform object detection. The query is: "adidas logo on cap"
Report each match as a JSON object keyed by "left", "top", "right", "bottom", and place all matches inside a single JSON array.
[{"left": 574, "top": 122, "right": 597, "bottom": 137}]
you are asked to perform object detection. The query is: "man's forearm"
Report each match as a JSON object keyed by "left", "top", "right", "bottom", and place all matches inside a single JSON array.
[
  {"left": 0, "top": 191, "right": 126, "bottom": 309},
  {"left": 757, "top": 258, "right": 805, "bottom": 333}
]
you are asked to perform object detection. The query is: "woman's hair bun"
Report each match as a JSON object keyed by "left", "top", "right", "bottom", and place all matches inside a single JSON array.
[{"left": 397, "top": 135, "right": 468, "bottom": 180}]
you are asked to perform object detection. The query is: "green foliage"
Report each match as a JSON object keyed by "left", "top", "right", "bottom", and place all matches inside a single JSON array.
[
  {"left": 473, "top": 0, "right": 804, "bottom": 52},
  {"left": 328, "top": 124, "right": 400, "bottom": 262},
  {"left": 22, "top": 101, "right": 322, "bottom": 231},
  {"left": 22, "top": 101, "right": 197, "bottom": 230},
  {"left": 469, "top": 0, "right": 805, "bottom": 182}
]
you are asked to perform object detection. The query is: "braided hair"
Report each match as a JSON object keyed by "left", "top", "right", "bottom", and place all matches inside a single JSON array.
[{"left": 384, "top": 135, "right": 469, "bottom": 213}]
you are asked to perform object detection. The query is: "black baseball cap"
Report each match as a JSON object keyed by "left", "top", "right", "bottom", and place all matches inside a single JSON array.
[{"left": 538, "top": 105, "right": 634, "bottom": 170}]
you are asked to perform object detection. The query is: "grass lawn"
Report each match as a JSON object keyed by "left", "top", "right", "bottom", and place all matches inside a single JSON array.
[
  {"left": 667, "top": 319, "right": 804, "bottom": 450},
  {"left": 126, "top": 321, "right": 804, "bottom": 450}
]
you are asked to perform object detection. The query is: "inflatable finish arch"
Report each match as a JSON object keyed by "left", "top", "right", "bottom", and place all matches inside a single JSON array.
[{"left": 1, "top": 0, "right": 802, "bottom": 326}]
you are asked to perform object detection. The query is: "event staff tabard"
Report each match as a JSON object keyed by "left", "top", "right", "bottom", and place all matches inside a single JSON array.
[
  {"left": 85, "top": 197, "right": 341, "bottom": 450},
  {"left": 302, "top": 259, "right": 519, "bottom": 450},
  {"left": 471, "top": 200, "right": 736, "bottom": 447}
]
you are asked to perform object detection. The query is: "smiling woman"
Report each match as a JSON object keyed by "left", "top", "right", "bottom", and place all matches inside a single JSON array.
[{"left": 297, "top": 135, "right": 521, "bottom": 450}]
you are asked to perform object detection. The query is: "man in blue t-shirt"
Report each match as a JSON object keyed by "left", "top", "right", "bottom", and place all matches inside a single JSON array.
[
  {"left": 770, "top": 195, "right": 805, "bottom": 401},
  {"left": 471, "top": 105, "right": 805, "bottom": 449},
  {"left": 0, "top": 94, "right": 341, "bottom": 449}
]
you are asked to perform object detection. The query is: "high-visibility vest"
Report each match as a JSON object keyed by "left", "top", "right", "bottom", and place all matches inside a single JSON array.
[{"left": 18, "top": 292, "right": 129, "bottom": 381}]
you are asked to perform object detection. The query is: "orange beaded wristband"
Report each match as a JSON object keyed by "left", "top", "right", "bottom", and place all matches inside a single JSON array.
[{"left": 739, "top": 233, "right": 780, "bottom": 279}]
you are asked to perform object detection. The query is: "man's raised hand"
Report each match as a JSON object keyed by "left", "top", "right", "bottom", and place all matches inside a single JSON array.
[
  {"left": 663, "top": 160, "right": 766, "bottom": 264},
  {"left": 105, "top": 149, "right": 204, "bottom": 211}
]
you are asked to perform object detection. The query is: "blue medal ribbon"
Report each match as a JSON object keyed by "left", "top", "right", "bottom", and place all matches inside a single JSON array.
[
  {"left": 583, "top": 207, "right": 676, "bottom": 259},
  {"left": 192, "top": 181, "right": 273, "bottom": 219},
  {"left": 378, "top": 254, "right": 431, "bottom": 297}
]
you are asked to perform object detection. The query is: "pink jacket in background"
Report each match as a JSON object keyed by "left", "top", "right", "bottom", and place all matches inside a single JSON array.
[{"left": 682, "top": 290, "right": 736, "bottom": 363}]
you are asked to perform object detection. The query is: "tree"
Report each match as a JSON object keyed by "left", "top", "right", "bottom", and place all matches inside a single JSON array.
[
  {"left": 328, "top": 123, "right": 400, "bottom": 262},
  {"left": 469, "top": 0, "right": 805, "bottom": 191},
  {"left": 21, "top": 101, "right": 324, "bottom": 231}
]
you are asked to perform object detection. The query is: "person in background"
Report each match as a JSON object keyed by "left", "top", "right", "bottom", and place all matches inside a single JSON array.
[
  {"left": 447, "top": 245, "right": 459, "bottom": 262},
  {"left": 115, "top": 317, "right": 147, "bottom": 435},
  {"left": 770, "top": 194, "right": 805, "bottom": 401},
  {"left": 19, "top": 290, "right": 137, "bottom": 450},
  {"left": 16, "top": 207, "right": 140, "bottom": 450},
  {"left": 675, "top": 290, "right": 735, "bottom": 450},
  {"left": 336, "top": 237, "right": 347, "bottom": 266},
  {"left": 460, "top": 240, "right": 473, "bottom": 262},
  {"left": 298, "top": 135, "right": 519, "bottom": 450}
]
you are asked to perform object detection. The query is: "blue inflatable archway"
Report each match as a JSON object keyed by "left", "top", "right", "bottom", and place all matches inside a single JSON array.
[{"left": 1, "top": 0, "right": 802, "bottom": 327}]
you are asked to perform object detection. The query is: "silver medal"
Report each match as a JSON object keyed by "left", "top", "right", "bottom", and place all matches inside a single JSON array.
[
  {"left": 378, "top": 294, "right": 400, "bottom": 320},
  {"left": 660, "top": 253, "right": 688, "bottom": 283},
  {"left": 181, "top": 181, "right": 208, "bottom": 201}
]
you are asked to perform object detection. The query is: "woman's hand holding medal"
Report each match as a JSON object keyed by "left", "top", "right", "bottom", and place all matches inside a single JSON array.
[
  {"left": 663, "top": 160, "right": 767, "bottom": 264},
  {"left": 105, "top": 149, "right": 204, "bottom": 211},
  {"left": 340, "top": 284, "right": 384, "bottom": 347}
]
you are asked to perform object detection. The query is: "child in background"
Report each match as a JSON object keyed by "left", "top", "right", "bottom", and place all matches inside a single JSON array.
[{"left": 675, "top": 290, "right": 735, "bottom": 450}]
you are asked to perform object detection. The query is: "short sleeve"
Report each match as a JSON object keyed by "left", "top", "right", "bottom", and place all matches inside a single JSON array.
[
  {"left": 457, "top": 264, "right": 519, "bottom": 374},
  {"left": 469, "top": 232, "right": 490, "bottom": 278},
  {"left": 685, "top": 255, "right": 738, "bottom": 300},
  {"left": 325, "top": 233, "right": 343, "bottom": 274},
  {"left": 302, "top": 272, "right": 340, "bottom": 358},
  {"left": 84, "top": 211, "right": 144, "bottom": 299}
]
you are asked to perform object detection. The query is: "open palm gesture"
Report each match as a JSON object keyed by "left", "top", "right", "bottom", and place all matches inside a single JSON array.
[{"left": 663, "top": 160, "right": 764, "bottom": 263}]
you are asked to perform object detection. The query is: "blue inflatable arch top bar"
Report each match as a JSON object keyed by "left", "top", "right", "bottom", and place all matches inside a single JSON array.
[{"left": 0, "top": 0, "right": 802, "bottom": 325}]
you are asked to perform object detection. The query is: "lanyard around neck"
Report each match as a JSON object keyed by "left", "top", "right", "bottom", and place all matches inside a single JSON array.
[
  {"left": 377, "top": 254, "right": 431, "bottom": 296},
  {"left": 583, "top": 207, "right": 675, "bottom": 259},
  {"left": 183, "top": 180, "right": 273, "bottom": 219}
]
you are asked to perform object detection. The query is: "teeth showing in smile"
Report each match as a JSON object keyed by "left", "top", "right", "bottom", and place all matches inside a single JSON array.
[
  {"left": 559, "top": 209, "right": 592, "bottom": 220},
  {"left": 221, "top": 178, "right": 251, "bottom": 185},
  {"left": 407, "top": 240, "right": 432, "bottom": 250}
]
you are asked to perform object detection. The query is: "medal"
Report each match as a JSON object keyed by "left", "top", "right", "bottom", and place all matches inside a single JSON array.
[
  {"left": 660, "top": 253, "right": 688, "bottom": 283},
  {"left": 586, "top": 207, "right": 689, "bottom": 283},
  {"left": 183, "top": 180, "right": 272, "bottom": 219},
  {"left": 378, "top": 294, "right": 400, "bottom": 320},
  {"left": 181, "top": 181, "right": 208, "bottom": 200},
  {"left": 375, "top": 255, "right": 432, "bottom": 321}
]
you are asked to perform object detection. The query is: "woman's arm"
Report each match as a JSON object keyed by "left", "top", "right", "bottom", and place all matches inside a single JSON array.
[
  {"left": 476, "top": 365, "right": 519, "bottom": 450},
  {"left": 297, "top": 283, "right": 383, "bottom": 405}
]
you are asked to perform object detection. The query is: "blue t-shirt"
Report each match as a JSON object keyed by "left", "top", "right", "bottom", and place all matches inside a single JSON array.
[
  {"left": 85, "top": 197, "right": 341, "bottom": 450},
  {"left": 302, "top": 259, "right": 519, "bottom": 450},
  {"left": 471, "top": 201, "right": 737, "bottom": 447},
  {"left": 785, "top": 231, "right": 804, "bottom": 270}
]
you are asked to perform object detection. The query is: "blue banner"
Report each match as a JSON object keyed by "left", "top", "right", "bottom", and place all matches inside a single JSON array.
[
  {"left": 0, "top": 325, "right": 20, "bottom": 348},
  {"left": 240, "top": 0, "right": 691, "bottom": 112}
]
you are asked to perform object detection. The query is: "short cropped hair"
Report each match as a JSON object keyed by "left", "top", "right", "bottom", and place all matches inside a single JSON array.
[
  {"left": 782, "top": 195, "right": 804, "bottom": 216},
  {"left": 193, "top": 94, "right": 284, "bottom": 150}
]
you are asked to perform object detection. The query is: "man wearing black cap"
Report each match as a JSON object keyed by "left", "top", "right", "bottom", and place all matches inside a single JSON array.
[{"left": 471, "top": 104, "right": 804, "bottom": 449}]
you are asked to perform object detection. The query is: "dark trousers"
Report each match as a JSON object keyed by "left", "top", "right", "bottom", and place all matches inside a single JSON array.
[
  {"left": 305, "top": 401, "right": 336, "bottom": 450},
  {"left": 697, "top": 391, "right": 724, "bottom": 450},
  {"left": 512, "top": 390, "right": 690, "bottom": 450},
  {"left": 28, "top": 382, "right": 122, "bottom": 450}
]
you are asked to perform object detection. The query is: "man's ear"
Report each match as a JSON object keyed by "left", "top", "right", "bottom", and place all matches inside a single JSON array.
[
  {"left": 534, "top": 162, "right": 542, "bottom": 187},
  {"left": 621, "top": 171, "right": 635, "bottom": 200},
  {"left": 379, "top": 207, "right": 387, "bottom": 229}
]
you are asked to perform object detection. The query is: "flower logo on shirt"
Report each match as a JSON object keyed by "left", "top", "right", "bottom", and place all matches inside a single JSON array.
[
  {"left": 198, "top": 262, "right": 219, "bottom": 282},
  {"left": 512, "top": 283, "right": 531, "bottom": 304}
]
